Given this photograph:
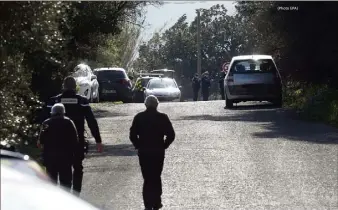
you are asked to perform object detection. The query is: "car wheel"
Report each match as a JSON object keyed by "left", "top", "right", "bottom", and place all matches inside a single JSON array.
[
  {"left": 273, "top": 94, "right": 283, "bottom": 107},
  {"left": 225, "top": 94, "right": 233, "bottom": 109},
  {"left": 122, "top": 97, "right": 132, "bottom": 103}
]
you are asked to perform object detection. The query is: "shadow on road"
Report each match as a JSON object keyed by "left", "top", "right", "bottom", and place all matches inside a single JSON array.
[
  {"left": 94, "top": 109, "right": 128, "bottom": 118},
  {"left": 86, "top": 144, "right": 137, "bottom": 158},
  {"left": 179, "top": 107, "right": 338, "bottom": 144}
]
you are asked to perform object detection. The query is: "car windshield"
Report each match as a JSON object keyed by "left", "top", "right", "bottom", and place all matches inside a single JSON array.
[
  {"left": 95, "top": 70, "right": 127, "bottom": 80},
  {"left": 148, "top": 79, "right": 177, "bottom": 89},
  {"left": 72, "top": 67, "right": 88, "bottom": 77},
  {"left": 231, "top": 59, "right": 277, "bottom": 74}
]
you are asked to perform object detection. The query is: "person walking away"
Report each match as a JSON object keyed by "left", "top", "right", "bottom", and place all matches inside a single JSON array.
[
  {"left": 38, "top": 103, "right": 78, "bottom": 191},
  {"left": 219, "top": 71, "right": 226, "bottom": 100},
  {"left": 130, "top": 95, "right": 175, "bottom": 210},
  {"left": 41, "top": 76, "right": 103, "bottom": 195},
  {"left": 180, "top": 75, "right": 185, "bottom": 102},
  {"left": 201, "top": 71, "right": 211, "bottom": 101},
  {"left": 192, "top": 73, "right": 200, "bottom": 101}
]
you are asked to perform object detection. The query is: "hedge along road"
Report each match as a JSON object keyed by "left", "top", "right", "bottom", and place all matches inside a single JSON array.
[{"left": 81, "top": 101, "right": 338, "bottom": 210}]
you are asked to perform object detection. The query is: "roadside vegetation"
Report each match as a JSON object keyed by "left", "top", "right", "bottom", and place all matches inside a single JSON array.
[{"left": 0, "top": 1, "right": 156, "bottom": 153}]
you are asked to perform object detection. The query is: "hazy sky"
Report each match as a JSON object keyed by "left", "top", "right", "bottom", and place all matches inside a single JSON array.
[{"left": 141, "top": 1, "right": 237, "bottom": 41}]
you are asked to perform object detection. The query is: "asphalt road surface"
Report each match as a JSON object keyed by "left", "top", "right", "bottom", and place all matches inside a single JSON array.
[{"left": 81, "top": 101, "right": 338, "bottom": 210}]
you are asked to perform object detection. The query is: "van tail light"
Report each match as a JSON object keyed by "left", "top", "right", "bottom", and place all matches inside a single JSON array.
[
  {"left": 120, "top": 79, "right": 132, "bottom": 87},
  {"left": 226, "top": 72, "right": 234, "bottom": 82}
]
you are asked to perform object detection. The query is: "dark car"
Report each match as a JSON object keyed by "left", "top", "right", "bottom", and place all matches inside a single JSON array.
[
  {"left": 93, "top": 68, "right": 133, "bottom": 103},
  {"left": 132, "top": 76, "right": 157, "bottom": 103}
]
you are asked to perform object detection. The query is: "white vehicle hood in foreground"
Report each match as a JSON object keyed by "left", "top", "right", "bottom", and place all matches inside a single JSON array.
[{"left": 1, "top": 164, "right": 100, "bottom": 210}]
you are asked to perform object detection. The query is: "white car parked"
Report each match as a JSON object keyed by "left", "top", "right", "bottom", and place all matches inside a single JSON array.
[
  {"left": 144, "top": 77, "right": 181, "bottom": 101},
  {"left": 72, "top": 64, "right": 100, "bottom": 103}
]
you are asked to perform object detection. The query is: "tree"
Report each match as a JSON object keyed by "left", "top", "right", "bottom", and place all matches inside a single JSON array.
[{"left": 0, "top": 1, "right": 153, "bottom": 147}]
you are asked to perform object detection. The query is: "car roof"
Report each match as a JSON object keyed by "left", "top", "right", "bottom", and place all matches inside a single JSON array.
[
  {"left": 149, "top": 77, "right": 175, "bottom": 82},
  {"left": 139, "top": 76, "right": 157, "bottom": 79},
  {"left": 1, "top": 149, "right": 30, "bottom": 160},
  {"left": 94, "top": 67, "right": 126, "bottom": 72},
  {"left": 232, "top": 55, "right": 273, "bottom": 61},
  {"left": 151, "top": 69, "right": 175, "bottom": 72}
]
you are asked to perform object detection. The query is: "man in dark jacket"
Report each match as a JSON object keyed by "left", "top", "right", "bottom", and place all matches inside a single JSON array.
[
  {"left": 219, "top": 71, "right": 226, "bottom": 100},
  {"left": 38, "top": 103, "right": 78, "bottom": 191},
  {"left": 201, "top": 71, "right": 211, "bottom": 101},
  {"left": 191, "top": 73, "right": 200, "bottom": 101},
  {"left": 130, "top": 95, "right": 175, "bottom": 210},
  {"left": 41, "top": 76, "right": 103, "bottom": 195}
]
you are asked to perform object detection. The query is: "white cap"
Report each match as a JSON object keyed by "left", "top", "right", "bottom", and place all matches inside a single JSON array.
[
  {"left": 51, "top": 103, "right": 66, "bottom": 115},
  {"left": 144, "top": 95, "right": 159, "bottom": 109}
]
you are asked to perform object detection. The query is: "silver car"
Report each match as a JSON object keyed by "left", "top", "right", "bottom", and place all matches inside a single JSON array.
[
  {"left": 144, "top": 78, "right": 181, "bottom": 101},
  {"left": 224, "top": 55, "right": 283, "bottom": 108}
]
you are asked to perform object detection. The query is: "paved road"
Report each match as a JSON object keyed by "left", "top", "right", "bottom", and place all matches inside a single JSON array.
[{"left": 81, "top": 101, "right": 338, "bottom": 210}]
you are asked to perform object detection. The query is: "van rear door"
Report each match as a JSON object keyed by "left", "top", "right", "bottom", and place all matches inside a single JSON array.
[{"left": 228, "top": 59, "right": 280, "bottom": 96}]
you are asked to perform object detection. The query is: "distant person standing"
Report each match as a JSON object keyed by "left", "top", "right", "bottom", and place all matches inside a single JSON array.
[
  {"left": 219, "top": 71, "right": 226, "bottom": 100},
  {"left": 191, "top": 73, "right": 200, "bottom": 101},
  {"left": 38, "top": 103, "right": 78, "bottom": 191},
  {"left": 130, "top": 95, "right": 175, "bottom": 210},
  {"left": 180, "top": 75, "right": 185, "bottom": 102},
  {"left": 201, "top": 71, "right": 211, "bottom": 101}
]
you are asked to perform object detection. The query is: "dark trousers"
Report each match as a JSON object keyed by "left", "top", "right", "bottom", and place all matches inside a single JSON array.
[
  {"left": 72, "top": 144, "right": 85, "bottom": 193},
  {"left": 202, "top": 89, "right": 209, "bottom": 101},
  {"left": 180, "top": 88, "right": 184, "bottom": 102},
  {"left": 73, "top": 152, "right": 84, "bottom": 193},
  {"left": 139, "top": 153, "right": 165, "bottom": 209},
  {"left": 220, "top": 87, "right": 225, "bottom": 100},
  {"left": 45, "top": 160, "right": 72, "bottom": 191},
  {"left": 193, "top": 89, "right": 199, "bottom": 101}
]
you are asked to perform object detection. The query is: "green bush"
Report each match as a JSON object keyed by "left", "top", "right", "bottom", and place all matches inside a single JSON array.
[{"left": 284, "top": 81, "right": 338, "bottom": 127}]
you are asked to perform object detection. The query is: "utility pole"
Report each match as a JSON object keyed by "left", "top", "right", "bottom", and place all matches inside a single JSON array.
[{"left": 197, "top": 9, "right": 201, "bottom": 76}]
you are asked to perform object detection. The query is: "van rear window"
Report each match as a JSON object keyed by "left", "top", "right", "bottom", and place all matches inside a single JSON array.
[
  {"left": 230, "top": 59, "right": 277, "bottom": 74},
  {"left": 95, "top": 70, "right": 127, "bottom": 80}
]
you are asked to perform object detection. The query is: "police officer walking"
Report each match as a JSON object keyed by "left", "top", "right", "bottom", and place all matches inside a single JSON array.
[
  {"left": 38, "top": 103, "right": 78, "bottom": 191},
  {"left": 201, "top": 71, "right": 211, "bottom": 101},
  {"left": 219, "top": 71, "right": 226, "bottom": 100},
  {"left": 130, "top": 95, "right": 175, "bottom": 210},
  {"left": 42, "top": 76, "right": 103, "bottom": 195},
  {"left": 191, "top": 73, "right": 200, "bottom": 101}
]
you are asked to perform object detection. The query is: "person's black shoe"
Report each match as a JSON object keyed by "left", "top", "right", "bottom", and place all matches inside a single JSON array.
[{"left": 153, "top": 203, "right": 163, "bottom": 210}]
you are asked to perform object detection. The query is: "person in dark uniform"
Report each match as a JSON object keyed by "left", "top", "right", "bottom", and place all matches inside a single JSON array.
[
  {"left": 219, "top": 71, "right": 226, "bottom": 100},
  {"left": 38, "top": 103, "right": 78, "bottom": 191},
  {"left": 42, "top": 76, "right": 103, "bottom": 195},
  {"left": 201, "top": 71, "right": 211, "bottom": 101},
  {"left": 180, "top": 75, "right": 185, "bottom": 102},
  {"left": 191, "top": 73, "right": 200, "bottom": 101},
  {"left": 130, "top": 95, "right": 175, "bottom": 210}
]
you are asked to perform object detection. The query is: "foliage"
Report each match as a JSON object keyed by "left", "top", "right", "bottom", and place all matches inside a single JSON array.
[
  {"left": 0, "top": 1, "right": 150, "bottom": 149},
  {"left": 95, "top": 23, "right": 143, "bottom": 69},
  {"left": 133, "top": 4, "right": 252, "bottom": 78},
  {"left": 284, "top": 82, "right": 338, "bottom": 127}
]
